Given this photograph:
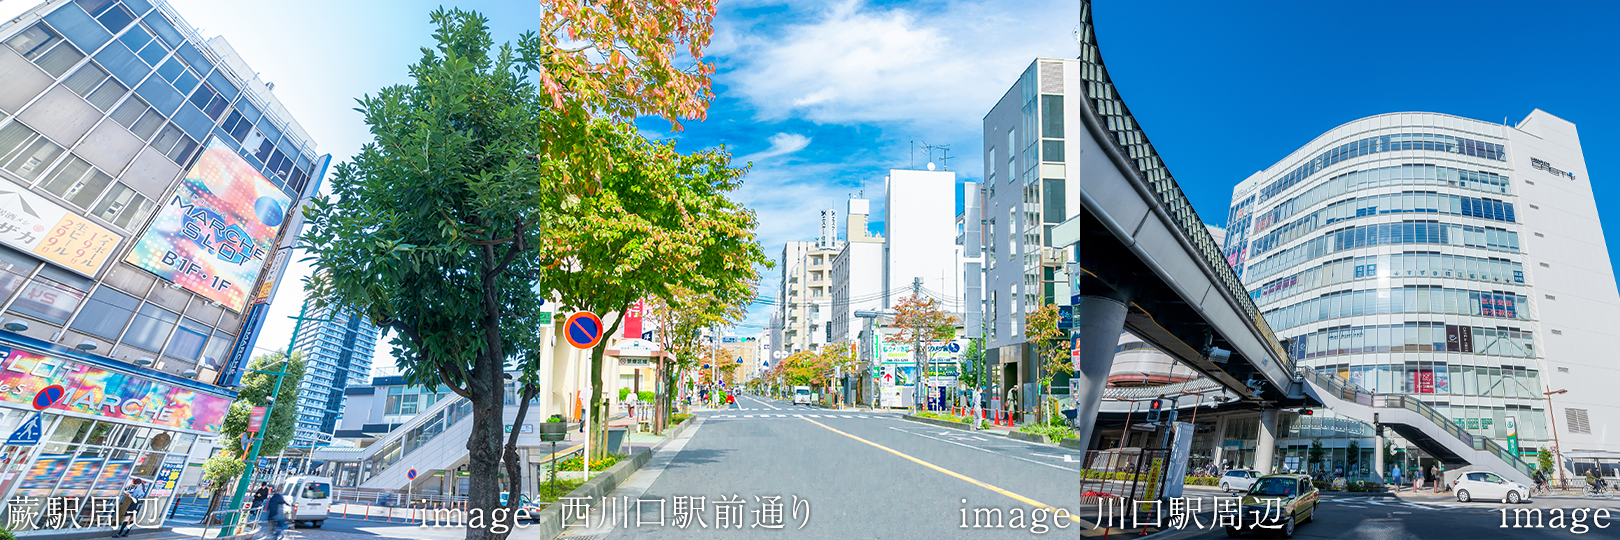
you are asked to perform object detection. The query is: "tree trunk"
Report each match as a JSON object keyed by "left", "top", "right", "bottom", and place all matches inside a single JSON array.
[
  {"left": 463, "top": 352, "right": 505, "bottom": 540},
  {"left": 588, "top": 313, "right": 626, "bottom": 460},
  {"left": 652, "top": 357, "right": 667, "bottom": 434}
]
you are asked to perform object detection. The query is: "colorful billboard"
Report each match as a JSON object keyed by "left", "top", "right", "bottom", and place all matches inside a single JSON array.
[
  {"left": 0, "top": 346, "right": 231, "bottom": 433},
  {"left": 123, "top": 138, "right": 291, "bottom": 312},
  {"left": 0, "top": 186, "right": 124, "bottom": 275}
]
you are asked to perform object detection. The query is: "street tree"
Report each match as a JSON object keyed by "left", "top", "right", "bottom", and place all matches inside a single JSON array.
[
  {"left": 535, "top": 126, "right": 765, "bottom": 459},
  {"left": 648, "top": 288, "right": 746, "bottom": 432},
  {"left": 890, "top": 293, "right": 956, "bottom": 409},
  {"left": 301, "top": 4, "right": 725, "bottom": 537},
  {"left": 1309, "top": 438, "right": 1326, "bottom": 474},
  {"left": 1025, "top": 303, "right": 1074, "bottom": 423},
  {"left": 202, "top": 350, "right": 306, "bottom": 519}
]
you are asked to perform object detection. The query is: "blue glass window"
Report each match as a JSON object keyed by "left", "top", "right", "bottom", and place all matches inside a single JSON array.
[
  {"left": 91, "top": 2, "right": 136, "bottom": 34},
  {"left": 45, "top": 2, "right": 112, "bottom": 54},
  {"left": 117, "top": 23, "right": 151, "bottom": 51},
  {"left": 92, "top": 41, "right": 147, "bottom": 87},
  {"left": 142, "top": 12, "right": 182, "bottom": 48}
]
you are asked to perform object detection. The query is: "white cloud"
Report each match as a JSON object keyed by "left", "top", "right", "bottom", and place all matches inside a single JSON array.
[
  {"left": 715, "top": 0, "right": 1077, "bottom": 134},
  {"left": 740, "top": 132, "right": 813, "bottom": 162}
]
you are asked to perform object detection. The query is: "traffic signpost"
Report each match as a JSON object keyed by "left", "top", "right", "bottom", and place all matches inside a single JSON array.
[{"left": 564, "top": 312, "right": 604, "bottom": 349}]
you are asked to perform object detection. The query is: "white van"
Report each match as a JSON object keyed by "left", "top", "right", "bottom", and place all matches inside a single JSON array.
[
  {"left": 277, "top": 476, "right": 332, "bottom": 527},
  {"left": 793, "top": 386, "right": 812, "bottom": 405}
]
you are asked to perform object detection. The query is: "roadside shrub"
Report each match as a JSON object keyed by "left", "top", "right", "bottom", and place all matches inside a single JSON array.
[
  {"left": 618, "top": 388, "right": 633, "bottom": 401},
  {"left": 637, "top": 390, "right": 656, "bottom": 402},
  {"left": 1312, "top": 480, "right": 1330, "bottom": 490},
  {"left": 557, "top": 452, "right": 629, "bottom": 472},
  {"left": 670, "top": 413, "right": 692, "bottom": 425},
  {"left": 1018, "top": 423, "right": 1076, "bottom": 441},
  {"left": 1184, "top": 477, "right": 1219, "bottom": 486},
  {"left": 917, "top": 412, "right": 971, "bottom": 423}
]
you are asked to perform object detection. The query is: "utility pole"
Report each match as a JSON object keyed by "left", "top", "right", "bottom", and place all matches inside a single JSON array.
[{"left": 912, "top": 277, "right": 926, "bottom": 412}]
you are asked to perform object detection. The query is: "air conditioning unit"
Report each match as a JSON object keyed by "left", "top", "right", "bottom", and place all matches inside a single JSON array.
[{"left": 1041, "top": 247, "right": 1067, "bottom": 266}]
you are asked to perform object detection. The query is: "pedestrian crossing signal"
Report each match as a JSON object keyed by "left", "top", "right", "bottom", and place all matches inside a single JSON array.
[{"left": 1146, "top": 399, "right": 1163, "bottom": 422}]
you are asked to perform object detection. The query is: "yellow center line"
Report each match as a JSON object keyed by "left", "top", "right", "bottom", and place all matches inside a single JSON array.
[{"left": 800, "top": 417, "right": 1088, "bottom": 525}]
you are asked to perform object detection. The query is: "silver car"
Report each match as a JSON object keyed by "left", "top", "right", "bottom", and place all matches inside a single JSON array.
[{"left": 1220, "top": 469, "right": 1260, "bottom": 493}]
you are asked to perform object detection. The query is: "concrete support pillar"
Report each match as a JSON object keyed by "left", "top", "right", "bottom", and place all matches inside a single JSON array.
[
  {"left": 1255, "top": 408, "right": 1279, "bottom": 475},
  {"left": 1373, "top": 428, "right": 1386, "bottom": 485},
  {"left": 1071, "top": 295, "right": 1130, "bottom": 454}
]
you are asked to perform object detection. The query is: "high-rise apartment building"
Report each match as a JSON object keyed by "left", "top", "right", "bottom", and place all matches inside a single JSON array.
[
  {"left": 0, "top": 0, "right": 324, "bottom": 528},
  {"left": 1224, "top": 110, "right": 1620, "bottom": 460},
  {"left": 291, "top": 299, "right": 380, "bottom": 446}
]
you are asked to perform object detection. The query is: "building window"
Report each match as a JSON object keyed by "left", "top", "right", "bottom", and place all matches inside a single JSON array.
[
  {"left": 162, "top": 317, "right": 210, "bottom": 361},
  {"left": 0, "top": 122, "right": 66, "bottom": 183},
  {"left": 121, "top": 303, "right": 178, "bottom": 352},
  {"left": 10, "top": 266, "right": 89, "bottom": 324},
  {"left": 0, "top": 247, "right": 36, "bottom": 306},
  {"left": 38, "top": 155, "right": 114, "bottom": 210},
  {"left": 70, "top": 287, "right": 139, "bottom": 339},
  {"left": 110, "top": 96, "right": 165, "bottom": 140},
  {"left": 1567, "top": 408, "right": 1591, "bottom": 434},
  {"left": 61, "top": 63, "right": 128, "bottom": 112},
  {"left": 4, "top": 24, "right": 84, "bottom": 78},
  {"left": 90, "top": 183, "right": 156, "bottom": 229}
]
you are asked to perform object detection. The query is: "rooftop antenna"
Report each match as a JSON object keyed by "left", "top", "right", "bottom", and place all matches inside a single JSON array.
[{"left": 921, "top": 142, "right": 952, "bottom": 171}]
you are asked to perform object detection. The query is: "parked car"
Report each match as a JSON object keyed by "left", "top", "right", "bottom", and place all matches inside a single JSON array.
[
  {"left": 501, "top": 493, "right": 544, "bottom": 520},
  {"left": 1220, "top": 469, "right": 1260, "bottom": 493},
  {"left": 1227, "top": 473, "right": 1318, "bottom": 538},
  {"left": 1454, "top": 471, "right": 1532, "bottom": 503}
]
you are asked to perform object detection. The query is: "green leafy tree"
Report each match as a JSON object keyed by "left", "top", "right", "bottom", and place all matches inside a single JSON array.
[
  {"left": 301, "top": 5, "right": 725, "bottom": 537},
  {"left": 1309, "top": 438, "right": 1326, "bottom": 473},
  {"left": 1024, "top": 303, "right": 1072, "bottom": 422},
  {"left": 203, "top": 350, "right": 304, "bottom": 520},
  {"left": 1538, "top": 447, "right": 1554, "bottom": 472},
  {"left": 535, "top": 127, "right": 765, "bottom": 459},
  {"left": 891, "top": 293, "right": 956, "bottom": 409},
  {"left": 1347, "top": 439, "right": 1361, "bottom": 475},
  {"left": 648, "top": 289, "right": 748, "bottom": 432}
]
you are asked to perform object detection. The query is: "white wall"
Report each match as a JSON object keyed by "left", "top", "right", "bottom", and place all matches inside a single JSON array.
[
  {"left": 885, "top": 169, "right": 960, "bottom": 307},
  {"left": 1511, "top": 109, "right": 1620, "bottom": 454}
]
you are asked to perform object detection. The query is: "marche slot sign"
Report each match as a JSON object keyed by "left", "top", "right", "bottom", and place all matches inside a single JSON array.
[
  {"left": 0, "top": 346, "right": 230, "bottom": 432},
  {"left": 124, "top": 138, "right": 291, "bottom": 312}
]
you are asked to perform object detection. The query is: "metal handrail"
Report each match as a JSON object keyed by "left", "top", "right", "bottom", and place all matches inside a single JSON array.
[
  {"left": 1075, "top": 0, "right": 1291, "bottom": 374},
  {"left": 1301, "top": 367, "right": 1536, "bottom": 478},
  {"left": 198, "top": 508, "right": 262, "bottom": 539}
]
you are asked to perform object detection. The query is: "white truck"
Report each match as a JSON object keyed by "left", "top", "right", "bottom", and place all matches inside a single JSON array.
[{"left": 792, "top": 386, "right": 812, "bottom": 405}]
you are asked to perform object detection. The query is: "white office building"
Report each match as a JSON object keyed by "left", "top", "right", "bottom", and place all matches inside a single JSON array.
[
  {"left": 830, "top": 198, "right": 883, "bottom": 342},
  {"left": 885, "top": 169, "right": 962, "bottom": 309},
  {"left": 1223, "top": 110, "right": 1620, "bottom": 466}
]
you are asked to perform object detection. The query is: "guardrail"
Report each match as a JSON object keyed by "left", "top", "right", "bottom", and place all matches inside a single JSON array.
[
  {"left": 198, "top": 508, "right": 261, "bottom": 539},
  {"left": 1300, "top": 367, "right": 1536, "bottom": 479}
]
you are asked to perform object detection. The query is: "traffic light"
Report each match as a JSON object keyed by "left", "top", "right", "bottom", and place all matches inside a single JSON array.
[
  {"left": 1300, "top": 408, "right": 1314, "bottom": 415},
  {"left": 1146, "top": 399, "right": 1163, "bottom": 422}
]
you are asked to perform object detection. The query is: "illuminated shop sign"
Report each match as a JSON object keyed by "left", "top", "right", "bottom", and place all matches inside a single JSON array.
[{"left": 0, "top": 346, "right": 230, "bottom": 432}]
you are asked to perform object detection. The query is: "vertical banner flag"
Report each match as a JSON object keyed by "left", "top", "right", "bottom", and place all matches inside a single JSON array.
[
  {"left": 123, "top": 138, "right": 293, "bottom": 312},
  {"left": 623, "top": 300, "right": 644, "bottom": 339}
]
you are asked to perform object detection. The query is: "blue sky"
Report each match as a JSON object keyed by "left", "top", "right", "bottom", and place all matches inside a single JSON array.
[{"left": 96, "top": 1, "right": 1618, "bottom": 368}]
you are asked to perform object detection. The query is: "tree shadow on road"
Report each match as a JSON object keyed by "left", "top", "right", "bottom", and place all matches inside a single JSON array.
[{"left": 664, "top": 448, "right": 734, "bottom": 469}]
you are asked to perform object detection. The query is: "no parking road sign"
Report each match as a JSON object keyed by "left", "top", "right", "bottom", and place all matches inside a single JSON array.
[
  {"left": 564, "top": 312, "right": 604, "bottom": 349},
  {"left": 32, "top": 385, "right": 63, "bottom": 411},
  {"left": 407, "top": 469, "right": 418, "bottom": 480}
]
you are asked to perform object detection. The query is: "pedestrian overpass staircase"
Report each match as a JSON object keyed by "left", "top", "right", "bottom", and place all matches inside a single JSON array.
[
  {"left": 309, "top": 394, "right": 476, "bottom": 490},
  {"left": 1299, "top": 367, "right": 1536, "bottom": 485}
]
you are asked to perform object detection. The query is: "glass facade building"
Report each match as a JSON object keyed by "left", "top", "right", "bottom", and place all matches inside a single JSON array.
[
  {"left": 0, "top": 0, "right": 324, "bottom": 532},
  {"left": 290, "top": 300, "right": 380, "bottom": 447},
  {"left": 1225, "top": 111, "right": 1620, "bottom": 468}
]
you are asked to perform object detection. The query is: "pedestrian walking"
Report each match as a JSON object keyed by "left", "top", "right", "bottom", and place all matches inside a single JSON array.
[
  {"left": 262, "top": 485, "right": 289, "bottom": 540},
  {"left": 113, "top": 478, "right": 151, "bottom": 537},
  {"left": 1390, "top": 464, "right": 1403, "bottom": 492},
  {"left": 1428, "top": 465, "right": 1440, "bottom": 494},
  {"left": 1414, "top": 466, "right": 1425, "bottom": 490}
]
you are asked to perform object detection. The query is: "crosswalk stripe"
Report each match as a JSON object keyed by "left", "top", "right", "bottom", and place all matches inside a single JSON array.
[{"left": 840, "top": 415, "right": 853, "bottom": 418}]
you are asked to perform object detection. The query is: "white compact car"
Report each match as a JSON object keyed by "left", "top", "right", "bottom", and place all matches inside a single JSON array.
[
  {"left": 1219, "top": 469, "right": 1260, "bottom": 493},
  {"left": 1454, "top": 471, "right": 1531, "bottom": 503}
]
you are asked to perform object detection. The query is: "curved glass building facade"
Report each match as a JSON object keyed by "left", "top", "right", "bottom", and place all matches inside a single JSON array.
[{"left": 1224, "top": 111, "right": 1620, "bottom": 472}]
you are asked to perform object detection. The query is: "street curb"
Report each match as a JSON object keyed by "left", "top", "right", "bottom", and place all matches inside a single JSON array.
[
  {"left": 1059, "top": 438, "right": 1086, "bottom": 450},
  {"left": 654, "top": 416, "right": 693, "bottom": 442},
  {"left": 1006, "top": 431, "right": 1051, "bottom": 444},
  {"left": 901, "top": 414, "right": 977, "bottom": 431},
  {"left": 534, "top": 448, "right": 654, "bottom": 540}
]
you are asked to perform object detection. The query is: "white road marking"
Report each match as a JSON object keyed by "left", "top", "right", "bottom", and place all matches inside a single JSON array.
[{"left": 885, "top": 427, "right": 1077, "bottom": 472}]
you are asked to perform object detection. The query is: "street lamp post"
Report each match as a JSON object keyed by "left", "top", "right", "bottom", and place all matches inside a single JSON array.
[
  {"left": 1544, "top": 388, "right": 1569, "bottom": 489},
  {"left": 221, "top": 302, "right": 326, "bottom": 535}
]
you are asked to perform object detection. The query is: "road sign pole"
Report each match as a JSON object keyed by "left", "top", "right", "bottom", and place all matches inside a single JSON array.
[{"left": 222, "top": 300, "right": 307, "bottom": 536}]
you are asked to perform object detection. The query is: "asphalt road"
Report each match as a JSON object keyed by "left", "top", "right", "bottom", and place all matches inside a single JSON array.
[
  {"left": 568, "top": 392, "right": 1082, "bottom": 538},
  {"left": 1148, "top": 490, "right": 1620, "bottom": 540}
]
